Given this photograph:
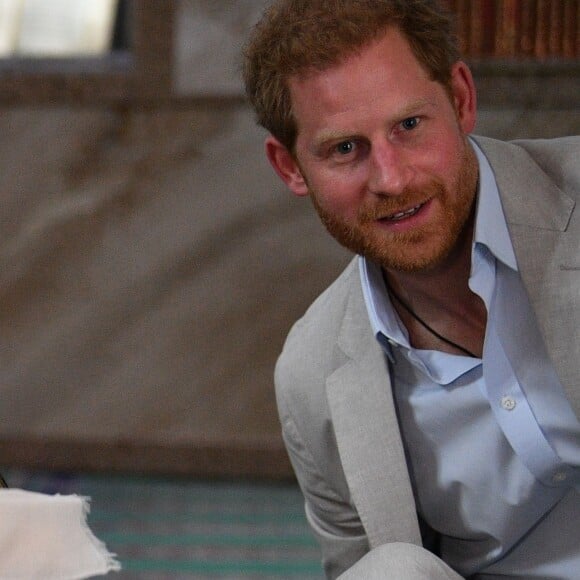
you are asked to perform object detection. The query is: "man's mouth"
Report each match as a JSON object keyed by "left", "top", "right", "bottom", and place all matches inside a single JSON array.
[{"left": 383, "top": 202, "right": 426, "bottom": 222}]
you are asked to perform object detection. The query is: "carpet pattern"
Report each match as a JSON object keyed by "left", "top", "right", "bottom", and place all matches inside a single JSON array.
[{"left": 3, "top": 469, "right": 324, "bottom": 579}]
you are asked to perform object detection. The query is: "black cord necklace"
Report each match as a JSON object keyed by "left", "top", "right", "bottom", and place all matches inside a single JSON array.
[{"left": 385, "top": 279, "right": 478, "bottom": 358}]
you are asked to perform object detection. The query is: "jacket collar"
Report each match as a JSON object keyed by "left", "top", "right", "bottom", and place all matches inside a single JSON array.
[{"left": 473, "top": 136, "right": 574, "bottom": 231}]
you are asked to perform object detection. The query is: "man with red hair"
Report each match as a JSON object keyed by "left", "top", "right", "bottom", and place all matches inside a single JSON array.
[{"left": 243, "top": 1, "right": 579, "bottom": 577}]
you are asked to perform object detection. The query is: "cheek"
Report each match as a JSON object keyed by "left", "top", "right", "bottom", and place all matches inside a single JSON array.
[
  {"left": 310, "top": 169, "right": 367, "bottom": 216},
  {"left": 423, "top": 124, "right": 465, "bottom": 163},
  {"left": 422, "top": 148, "right": 464, "bottom": 194},
  {"left": 314, "top": 188, "right": 361, "bottom": 225}
]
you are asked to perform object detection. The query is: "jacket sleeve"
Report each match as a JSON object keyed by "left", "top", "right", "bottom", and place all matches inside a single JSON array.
[
  {"left": 278, "top": 395, "right": 466, "bottom": 579},
  {"left": 337, "top": 543, "right": 465, "bottom": 579},
  {"left": 278, "top": 394, "right": 369, "bottom": 579}
]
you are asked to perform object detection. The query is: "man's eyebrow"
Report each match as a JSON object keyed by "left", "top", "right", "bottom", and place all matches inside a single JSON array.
[{"left": 396, "top": 98, "right": 436, "bottom": 117}]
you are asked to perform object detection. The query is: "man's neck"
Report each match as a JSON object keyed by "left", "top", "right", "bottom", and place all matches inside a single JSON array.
[{"left": 382, "top": 218, "right": 487, "bottom": 356}]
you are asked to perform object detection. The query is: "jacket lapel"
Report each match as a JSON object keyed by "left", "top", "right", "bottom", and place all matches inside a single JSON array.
[
  {"left": 475, "top": 136, "right": 579, "bottom": 415},
  {"left": 326, "top": 274, "right": 421, "bottom": 548}
]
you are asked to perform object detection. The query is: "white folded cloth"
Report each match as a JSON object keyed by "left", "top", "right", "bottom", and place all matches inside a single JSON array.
[{"left": 0, "top": 489, "right": 121, "bottom": 579}]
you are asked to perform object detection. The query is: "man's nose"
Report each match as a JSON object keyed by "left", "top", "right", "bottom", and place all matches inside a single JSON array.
[{"left": 367, "top": 141, "right": 411, "bottom": 196}]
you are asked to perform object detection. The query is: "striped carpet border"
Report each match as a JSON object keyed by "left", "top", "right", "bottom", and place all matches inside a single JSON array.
[{"left": 3, "top": 469, "right": 324, "bottom": 579}]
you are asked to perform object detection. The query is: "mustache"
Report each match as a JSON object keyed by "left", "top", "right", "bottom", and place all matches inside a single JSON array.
[{"left": 358, "top": 182, "right": 445, "bottom": 222}]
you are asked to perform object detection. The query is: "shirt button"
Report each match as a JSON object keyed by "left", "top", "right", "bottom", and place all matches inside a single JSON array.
[
  {"left": 552, "top": 471, "right": 567, "bottom": 483},
  {"left": 501, "top": 396, "right": 517, "bottom": 411}
]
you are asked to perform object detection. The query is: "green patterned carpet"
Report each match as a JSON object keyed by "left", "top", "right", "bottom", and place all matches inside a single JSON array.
[{"left": 3, "top": 469, "right": 324, "bottom": 579}]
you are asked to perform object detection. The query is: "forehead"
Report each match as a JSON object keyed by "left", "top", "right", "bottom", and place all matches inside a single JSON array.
[
  {"left": 288, "top": 27, "right": 434, "bottom": 130},
  {"left": 289, "top": 28, "right": 441, "bottom": 143}
]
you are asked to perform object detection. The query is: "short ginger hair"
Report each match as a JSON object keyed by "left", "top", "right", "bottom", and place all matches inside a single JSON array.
[{"left": 242, "top": 0, "right": 460, "bottom": 152}]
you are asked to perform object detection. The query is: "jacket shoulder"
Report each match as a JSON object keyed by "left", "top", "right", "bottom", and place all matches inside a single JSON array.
[
  {"left": 274, "top": 258, "right": 362, "bottom": 500},
  {"left": 512, "top": 137, "right": 580, "bottom": 198},
  {"left": 475, "top": 135, "right": 580, "bottom": 199},
  {"left": 275, "top": 258, "right": 359, "bottom": 399}
]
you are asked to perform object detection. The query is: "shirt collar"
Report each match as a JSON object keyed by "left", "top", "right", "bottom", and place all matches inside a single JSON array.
[
  {"left": 359, "top": 257, "right": 402, "bottom": 361},
  {"left": 471, "top": 139, "right": 518, "bottom": 271},
  {"left": 360, "top": 137, "right": 517, "bottom": 350}
]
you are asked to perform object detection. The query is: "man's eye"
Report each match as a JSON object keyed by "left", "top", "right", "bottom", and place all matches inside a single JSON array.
[
  {"left": 401, "top": 117, "right": 420, "bottom": 131},
  {"left": 335, "top": 141, "right": 355, "bottom": 155}
]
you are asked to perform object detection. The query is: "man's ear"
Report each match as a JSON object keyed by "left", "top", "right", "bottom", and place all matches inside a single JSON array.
[
  {"left": 450, "top": 61, "right": 477, "bottom": 134},
  {"left": 265, "top": 136, "right": 309, "bottom": 197}
]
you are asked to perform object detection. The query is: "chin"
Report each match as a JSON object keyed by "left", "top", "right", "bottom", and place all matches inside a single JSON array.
[{"left": 363, "top": 235, "right": 459, "bottom": 273}]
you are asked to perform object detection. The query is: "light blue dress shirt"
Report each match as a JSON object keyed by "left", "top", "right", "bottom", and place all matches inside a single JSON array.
[{"left": 359, "top": 141, "right": 580, "bottom": 578}]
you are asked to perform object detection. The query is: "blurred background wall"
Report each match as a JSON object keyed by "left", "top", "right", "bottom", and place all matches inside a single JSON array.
[{"left": 0, "top": 0, "right": 578, "bottom": 480}]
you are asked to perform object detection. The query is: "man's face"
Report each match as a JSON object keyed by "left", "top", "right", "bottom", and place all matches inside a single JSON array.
[{"left": 267, "top": 27, "right": 479, "bottom": 273}]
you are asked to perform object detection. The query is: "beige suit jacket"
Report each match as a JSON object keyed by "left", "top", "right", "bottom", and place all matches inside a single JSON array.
[{"left": 274, "top": 136, "right": 580, "bottom": 579}]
